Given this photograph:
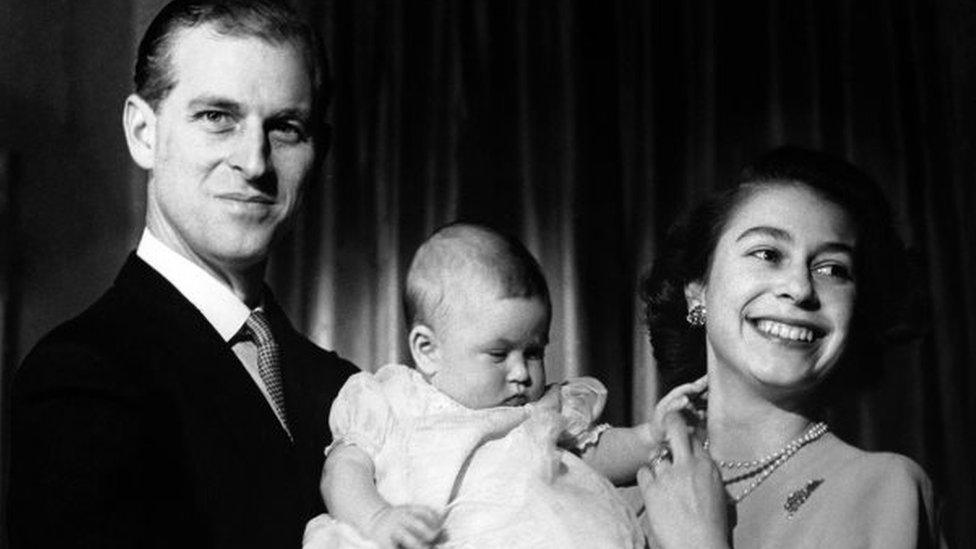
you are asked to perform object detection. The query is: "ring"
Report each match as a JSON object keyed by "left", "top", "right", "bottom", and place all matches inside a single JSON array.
[{"left": 647, "top": 441, "right": 673, "bottom": 468}]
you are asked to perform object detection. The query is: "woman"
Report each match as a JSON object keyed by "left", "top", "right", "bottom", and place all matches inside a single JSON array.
[{"left": 637, "top": 147, "right": 945, "bottom": 548}]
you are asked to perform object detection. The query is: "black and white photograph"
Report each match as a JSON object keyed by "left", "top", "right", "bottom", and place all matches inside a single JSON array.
[{"left": 1, "top": 1, "right": 973, "bottom": 547}]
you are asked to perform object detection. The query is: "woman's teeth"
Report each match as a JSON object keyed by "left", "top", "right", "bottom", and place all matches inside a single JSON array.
[{"left": 755, "top": 319, "right": 816, "bottom": 342}]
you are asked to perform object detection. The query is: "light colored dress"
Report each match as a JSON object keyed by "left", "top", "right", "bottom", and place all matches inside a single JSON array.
[
  {"left": 303, "top": 364, "right": 644, "bottom": 549},
  {"left": 629, "top": 432, "right": 946, "bottom": 549}
]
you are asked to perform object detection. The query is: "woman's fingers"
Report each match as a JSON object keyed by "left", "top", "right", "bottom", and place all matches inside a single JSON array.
[
  {"left": 668, "top": 376, "right": 707, "bottom": 400},
  {"left": 687, "top": 374, "right": 708, "bottom": 392},
  {"left": 690, "top": 429, "right": 709, "bottom": 457},
  {"left": 655, "top": 376, "right": 708, "bottom": 418},
  {"left": 661, "top": 410, "right": 693, "bottom": 463},
  {"left": 646, "top": 441, "right": 673, "bottom": 472},
  {"left": 638, "top": 413, "right": 730, "bottom": 549}
]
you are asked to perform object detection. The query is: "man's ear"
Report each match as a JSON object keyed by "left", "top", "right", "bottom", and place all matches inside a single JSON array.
[
  {"left": 684, "top": 280, "right": 706, "bottom": 311},
  {"left": 123, "top": 94, "right": 156, "bottom": 170}
]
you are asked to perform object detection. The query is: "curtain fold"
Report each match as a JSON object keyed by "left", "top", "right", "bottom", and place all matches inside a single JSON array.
[{"left": 266, "top": 1, "right": 974, "bottom": 545}]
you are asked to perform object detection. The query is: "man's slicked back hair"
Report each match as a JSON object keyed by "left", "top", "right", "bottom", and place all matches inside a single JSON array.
[
  {"left": 404, "top": 223, "right": 551, "bottom": 330},
  {"left": 134, "top": 0, "right": 332, "bottom": 115}
]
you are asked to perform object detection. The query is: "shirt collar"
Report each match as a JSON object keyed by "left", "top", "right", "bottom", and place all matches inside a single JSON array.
[{"left": 136, "top": 229, "right": 253, "bottom": 342}]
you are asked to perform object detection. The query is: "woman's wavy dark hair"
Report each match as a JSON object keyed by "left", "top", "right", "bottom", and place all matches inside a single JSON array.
[{"left": 639, "top": 147, "right": 922, "bottom": 401}]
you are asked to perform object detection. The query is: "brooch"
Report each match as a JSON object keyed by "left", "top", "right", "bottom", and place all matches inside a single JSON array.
[{"left": 784, "top": 479, "right": 824, "bottom": 518}]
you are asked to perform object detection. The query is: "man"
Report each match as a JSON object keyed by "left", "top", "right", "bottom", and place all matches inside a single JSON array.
[{"left": 6, "top": 1, "right": 358, "bottom": 546}]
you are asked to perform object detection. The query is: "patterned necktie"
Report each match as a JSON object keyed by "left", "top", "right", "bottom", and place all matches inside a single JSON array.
[{"left": 243, "top": 309, "right": 291, "bottom": 437}]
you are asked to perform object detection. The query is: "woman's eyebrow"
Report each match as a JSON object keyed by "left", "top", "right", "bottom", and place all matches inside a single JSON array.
[
  {"left": 736, "top": 226, "right": 855, "bottom": 255},
  {"left": 815, "top": 242, "right": 855, "bottom": 256},
  {"left": 735, "top": 225, "right": 792, "bottom": 243}
]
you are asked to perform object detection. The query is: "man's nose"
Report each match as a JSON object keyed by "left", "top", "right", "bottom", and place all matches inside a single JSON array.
[
  {"left": 229, "top": 124, "right": 270, "bottom": 180},
  {"left": 776, "top": 264, "right": 819, "bottom": 309}
]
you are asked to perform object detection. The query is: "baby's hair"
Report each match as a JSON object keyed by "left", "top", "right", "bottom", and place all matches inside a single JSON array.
[{"left": 404, "top": 222, "right": 551, "bottom": 329}]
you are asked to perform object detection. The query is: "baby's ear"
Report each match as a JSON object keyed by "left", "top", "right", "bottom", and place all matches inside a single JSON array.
[{"left": 408, "top": 324, "right": 440, "bottom": 376}]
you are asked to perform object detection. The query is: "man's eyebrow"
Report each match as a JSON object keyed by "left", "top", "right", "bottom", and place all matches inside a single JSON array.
[
  {"left": 736, "top": 225, "right": 793, "bottom": 243},
  {"left": 185, "top": 96, "right": 311, "bottom": 121},
  {"left": 272, "top": 107, "right": 311, "bottom": 119},
  {"left": 187, "top": 96, "right": 243, "bottom": 114}
]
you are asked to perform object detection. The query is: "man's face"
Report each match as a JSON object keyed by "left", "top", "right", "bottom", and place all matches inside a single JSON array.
[{"left": 144, "top": 25, "right": 316, "bottom": 273}]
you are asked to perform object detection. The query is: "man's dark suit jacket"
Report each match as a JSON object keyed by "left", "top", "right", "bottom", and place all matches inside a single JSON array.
[{"left": 7, "top": 254, "right": 359, "bottom": 548}]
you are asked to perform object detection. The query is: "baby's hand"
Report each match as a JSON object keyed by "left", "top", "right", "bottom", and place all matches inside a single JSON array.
[
  {"left": 366, "top": 504, "right": 443, "bottom": 549},
  {"left": 534, "top": 382, "right": 563, "bottom": 412}
]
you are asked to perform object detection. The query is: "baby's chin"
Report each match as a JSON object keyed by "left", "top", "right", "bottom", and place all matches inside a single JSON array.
[{"left": 501, "top": 394, "right": 530, "bottom": 406}]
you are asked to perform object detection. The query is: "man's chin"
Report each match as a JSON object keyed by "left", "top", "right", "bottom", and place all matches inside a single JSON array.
[{"left": 206, "top": 239, "right": 275, "bottom": 271}]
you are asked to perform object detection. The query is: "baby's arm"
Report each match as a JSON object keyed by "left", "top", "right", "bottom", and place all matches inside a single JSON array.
[
  {"left": 579, "top": 424, "right": 658, "bottom": 484},
  {"left": 322, "top": 443, "right": 442, "bottom": 549},
  {"left": 580, "top": 376, "right": 707, "bottom": 485}
]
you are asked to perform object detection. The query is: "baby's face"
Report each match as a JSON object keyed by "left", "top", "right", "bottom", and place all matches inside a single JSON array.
[{"left": 430, "top": 295, "right": 550, "bottom": 409}]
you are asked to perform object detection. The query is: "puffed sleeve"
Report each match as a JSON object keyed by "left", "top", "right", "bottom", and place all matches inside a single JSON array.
[
  {"left": 325, "top": 372, "right": 395, "bottom": 460},
  {"left": 559, "top": 376, "right": 610, "bottom": 451}
]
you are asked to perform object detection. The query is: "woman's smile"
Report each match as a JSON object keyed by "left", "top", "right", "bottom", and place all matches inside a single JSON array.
[
  {"left": 747, "top": 316, "right": 828, "bottom": 345},
  {"left": 754, "top": 319, "right": 815, "bottom": 342},
  {"left": 691, "top": 183, "right": 857, "bottom": 394}
]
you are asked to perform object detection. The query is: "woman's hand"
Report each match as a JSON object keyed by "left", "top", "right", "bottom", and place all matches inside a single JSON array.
[
  {"left": 638, "top": 376, "right": 707, "bottom": 461},
  {"left": 638, "top": 410, "right": 729, "bottom": 549},
  {"left": 651, "top": 376, "right": 707, "bottom": 436},
  {"left": 366, "top": 504, "right": 443, "bottom": 549}
]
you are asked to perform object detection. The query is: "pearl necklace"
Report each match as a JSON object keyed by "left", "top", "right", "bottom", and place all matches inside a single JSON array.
[{"left": 704, "top": 422, "right": 828, "bottom": 503}]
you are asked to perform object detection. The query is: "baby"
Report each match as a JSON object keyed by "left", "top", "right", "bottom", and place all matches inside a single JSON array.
[{"left": 304, "top": 223, "right": 703, "bottom": 549}]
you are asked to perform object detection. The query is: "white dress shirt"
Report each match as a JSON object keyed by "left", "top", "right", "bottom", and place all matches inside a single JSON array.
[{"left": 136, "top": 229, "right": 289, "bottom": 432}]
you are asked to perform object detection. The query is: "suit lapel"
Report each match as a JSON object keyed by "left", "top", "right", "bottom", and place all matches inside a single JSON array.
[{"left": 114, "top": 254, "right": 295, "bottom": 454}]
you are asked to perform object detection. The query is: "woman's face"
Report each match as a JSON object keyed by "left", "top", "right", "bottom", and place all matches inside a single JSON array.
[{"left": 689, "top": 183, "right": 857, "bottom": 399}]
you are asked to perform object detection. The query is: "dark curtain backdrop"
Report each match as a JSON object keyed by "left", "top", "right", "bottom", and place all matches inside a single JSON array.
[
  {"left": 272, "top": 1, "right": 976, "bottom": 545},
  {"left": 2, "top": 0, "right": 974, "bottom": 546}
]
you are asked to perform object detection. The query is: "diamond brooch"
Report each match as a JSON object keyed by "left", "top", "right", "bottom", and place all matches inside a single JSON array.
[{"left": 784, "top": 478, "right": 824, "bottom": 518}]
